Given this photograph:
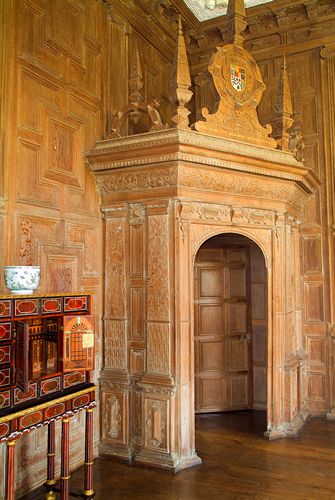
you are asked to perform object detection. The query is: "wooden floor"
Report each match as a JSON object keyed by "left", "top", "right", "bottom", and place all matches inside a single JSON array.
[{"left": 22, "top": 411, "right": 335, "bottom": 499}]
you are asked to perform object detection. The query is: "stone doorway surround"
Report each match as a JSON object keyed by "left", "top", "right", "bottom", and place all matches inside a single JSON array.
[{"left": 87, "top": 127, "right": 319, "bottom": 470}]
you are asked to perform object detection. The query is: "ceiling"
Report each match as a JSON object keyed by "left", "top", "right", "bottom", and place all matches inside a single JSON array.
[{"left": 181, "top": 0, "right": 274, "bottom": 22}]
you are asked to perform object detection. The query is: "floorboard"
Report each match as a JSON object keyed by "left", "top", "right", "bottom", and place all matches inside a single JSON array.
[{"left": 20, "top": 411, "right": 335, "bottom": 499}]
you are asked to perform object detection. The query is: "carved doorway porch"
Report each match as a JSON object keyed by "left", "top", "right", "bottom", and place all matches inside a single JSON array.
[{"left": 194, "top": 234, "right": 267, "bottom": 425}]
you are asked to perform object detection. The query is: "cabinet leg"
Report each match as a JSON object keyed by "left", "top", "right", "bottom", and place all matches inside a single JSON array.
[
  {"left": 46, "top": 420, "right": 56, "bottom": 487},
  {"left": 82, "top": 408, "right": 95, "bottom": 498},
  {"left": 5, "top": 439, "right": 17, "bottom": 500},
  {"left": 60, "top": 416, "right": 71, "bottom": 500}
]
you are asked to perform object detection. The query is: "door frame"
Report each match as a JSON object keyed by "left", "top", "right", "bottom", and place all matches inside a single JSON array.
[{"left": 190, "top": 228, "right": 272, "bottom": 434}]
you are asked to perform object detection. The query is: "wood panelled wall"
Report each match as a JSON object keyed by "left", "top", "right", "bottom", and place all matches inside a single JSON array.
[
  {"left": 0, "top": 0, "right": 103, "bottom": 496},
  {"left": 258, "top": 51, "right": 328, "bottom": 414},
  {"left": 0, "top": 0, "right": 335, "bottom": 494}
]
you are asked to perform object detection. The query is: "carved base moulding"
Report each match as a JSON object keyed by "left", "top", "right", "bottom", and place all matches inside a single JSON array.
[{"left": 88, "top": 128, "right": 319, "bottom": 470}]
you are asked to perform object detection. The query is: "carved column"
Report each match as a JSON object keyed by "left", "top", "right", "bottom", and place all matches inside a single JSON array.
[
  {"left": 46, "top": 421, "right": 56, "bottom": 488},
  {"left": 5, "top": 439, "right": 17, "bottom": 500},
  {"left": 60, "top": 417, "right": 71, "bottom": 500},
  {"left": 83, "top": 408, "right": 94, "bottom": 497},
  {"left": 320, "top": 44, "right": 335, "bottom": 419}
]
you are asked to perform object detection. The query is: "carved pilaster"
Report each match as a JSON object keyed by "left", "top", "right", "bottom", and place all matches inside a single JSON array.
[{"left": 321, "top": 44, "right": 335, "bottom": 417}]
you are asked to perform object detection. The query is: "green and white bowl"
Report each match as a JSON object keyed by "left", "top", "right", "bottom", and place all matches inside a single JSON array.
[{"left": 4, "top": 266, "right": 40, "bottom": 295}]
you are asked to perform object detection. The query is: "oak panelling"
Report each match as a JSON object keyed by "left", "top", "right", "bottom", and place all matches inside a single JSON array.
[
  {"left": 130, "top": 288, "right": 144, "bottom": 340},
  {"left": 133, "top": 33, "right": 173, "bottom": 127},
  {"left": 306, "top": 336, "right": 325, "bottom": 366},
  {"left": 130, "top": 225, "right": 144, "bottom": 278},
  {"left": 258, "top": 48, "right": 327, "bottom": 412},
  {"left": 308, "top": 373, "right": 327, "bottom": 404},
  {"left": 302, "top": 235, "right": 323, "bottom": 275},
  {"left": 304, "top": 283, "right": 325, "bottom": 323},
  {"left": 1, "top": 1, "right": 103, "bottom": 495},
  {"left": 130, "top": 349, "right": 145, "bottom": 376}
]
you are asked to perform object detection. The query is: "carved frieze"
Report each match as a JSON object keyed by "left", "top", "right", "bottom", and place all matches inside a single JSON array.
[
  {"left": 178, "top": 167, "right": 306, "bottom": 211},
  {"left": 96, "top": 166, "right": 178, "bottom": 195}
]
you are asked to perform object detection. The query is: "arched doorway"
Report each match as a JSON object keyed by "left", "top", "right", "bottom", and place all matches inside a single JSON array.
[{"left": 194, "top": 233, "right": 267, "bottom": 422}]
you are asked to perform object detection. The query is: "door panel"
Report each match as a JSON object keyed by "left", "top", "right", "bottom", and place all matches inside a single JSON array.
[{"left": 195, "top": 244, "right": 252, "bottom": 413}]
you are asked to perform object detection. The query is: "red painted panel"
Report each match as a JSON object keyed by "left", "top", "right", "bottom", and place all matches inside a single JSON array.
[
  {"left": 41, "top": 298, "right": 62, "bottom": 314},
  {"left": 0, "top": 323, "right": 11, "bottom": 341},
  {"left": 73, "top": 393, "right": 90, "bottom": 409},
  {"left": 0, "top": 390, "right": 11, "bottom": 409},
  {"left": 0, "top": 368, "right": 11, "bottom": 388},
  {"left": 0, "top": 345, "right": 11, "bottom": 365},
  {"left": 40, "top": 377, "right": 61, "bottom": 396},
  {"left": 19, "top": 410, "right": 43, "bottom": 429},
  {"left": 14, "top": 298, "right": 39, "bottom": 316},
  {"left": 0, "top": 422, "right": 9, "bottom": 438},
  {"left": 14, "top": 384, "right": 37, "bottom": 405},
  {"left": 64, "top": 296, "right": 88, "bottom": 312},
  {"left": 0, "top": 300, "right": 11, "bottom": 318},
  {"left": 63, "top": 371, "right": 85, "bottom": 388},
  {"left": 45, "top": 402, "right": 66, "bottom": 420}
]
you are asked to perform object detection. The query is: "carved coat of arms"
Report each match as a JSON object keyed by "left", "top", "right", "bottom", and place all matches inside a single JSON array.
[{"left": 230, "top": 64, "right": 246, "bottom": 92}]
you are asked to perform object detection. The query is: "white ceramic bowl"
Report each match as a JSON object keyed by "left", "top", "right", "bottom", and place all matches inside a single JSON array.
[{"left": 4, "top": 266, "right": 40, "bottom": 295}]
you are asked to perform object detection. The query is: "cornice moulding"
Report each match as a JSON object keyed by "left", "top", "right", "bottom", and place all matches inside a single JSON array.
[{"left": 87, "top": 128, "right": 319, "bottom": 194}]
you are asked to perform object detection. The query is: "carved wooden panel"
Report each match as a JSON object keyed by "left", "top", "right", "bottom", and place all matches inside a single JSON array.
[
  {"left": 147, "top": 214, "right": 169, "bottom": 322},
  {"left": 144, "top": 397, "right": 168, "bottom": 451},
  {"left": 101, "top": 390, "right": 125, "bottom": 444}
]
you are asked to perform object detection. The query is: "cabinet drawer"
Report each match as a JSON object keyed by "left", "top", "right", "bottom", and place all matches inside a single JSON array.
[
  {"left": 41, "top": 297, "right": 62, "bottom": 314},
  {"left": 0, "top": 322, "right": 11, "bottom": 341},
  {"left": 14, "top": 298, "right": 39, "bottom": 317},
  {"left": 0, "top": 300, "right": 11, "bottom": 318},
  {"left": 0, "top": 368, "right": 11, "bottom": 388},
  {"left": 14, "top": 383, "right": 37, "bottom": 405},
  {"left": 64, "top": 296, "right": 88, "bottom": 312},
  {"left": 0, "top": 345, "right": 11, "bottom": 365},
  {"left": 0, "top": 390, "right": 11, "bottom": 409}
]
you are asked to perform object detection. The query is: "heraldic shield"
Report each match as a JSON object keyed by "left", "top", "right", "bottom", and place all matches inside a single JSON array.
[{"left": 230, "top": 64, "right": 246, "bottom": 92}]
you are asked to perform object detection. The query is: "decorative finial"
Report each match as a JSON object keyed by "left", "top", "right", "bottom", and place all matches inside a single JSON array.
[
  {"left": 271, "top": 55, "right": 294, "bottom": 151},
  {"left": 129, "top": 42, "right": 144, "bottom": 104},
  {"left": 226, "top": 0, "right": 247, "bottom": 46},
  {"left": 108, "top": 40, "right": 167, "bottom": 138},
  {"left": 169, "top": 16, "right": 193, "bottom": 130}
]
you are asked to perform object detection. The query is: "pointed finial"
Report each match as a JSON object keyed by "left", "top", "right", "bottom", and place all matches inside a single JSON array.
[
  {"left": 271, "top": 54, "right": 294, "bottom": 151},
  {"left": 226, "top": 0, "right": 247, "bottom": 46},
  {"left": 129, "top": 42, "right": 144, "bottom": 104},
  {"left": 169, "top": 16, "right": 193, "bottom": 130}
]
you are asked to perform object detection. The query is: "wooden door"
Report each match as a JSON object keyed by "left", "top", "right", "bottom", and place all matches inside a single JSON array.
[{"left": 194, "top": 245, "right": 252, "bottom": 413}]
